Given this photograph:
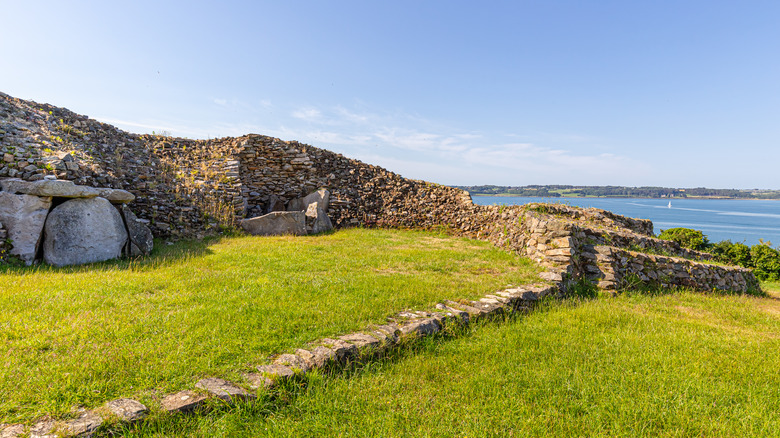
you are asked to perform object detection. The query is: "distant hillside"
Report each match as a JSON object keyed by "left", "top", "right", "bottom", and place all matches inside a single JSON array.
[{"left": 457, "top": 185, "right": 780, "bottom": 199}]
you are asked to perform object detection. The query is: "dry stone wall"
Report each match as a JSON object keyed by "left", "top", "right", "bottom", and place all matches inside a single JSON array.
[{"left": 0, "top": 92, "right": 761, "bottom": 293}]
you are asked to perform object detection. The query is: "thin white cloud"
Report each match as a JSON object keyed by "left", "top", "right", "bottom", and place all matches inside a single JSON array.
[{"left": 291, "top": 107, "right": 322, "bottom": 121}]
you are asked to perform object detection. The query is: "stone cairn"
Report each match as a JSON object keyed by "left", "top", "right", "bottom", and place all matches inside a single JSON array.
[{"left": 0, "top": 177, "right": 153, "bottom": 266}]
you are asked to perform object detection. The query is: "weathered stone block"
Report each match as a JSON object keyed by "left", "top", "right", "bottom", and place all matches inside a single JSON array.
[
  {"left": 118, "top": 205, "right": 153, "bottom": 256},
  {"left": 105, "top": 398, "right": 148, "bottom": 422},
  {"left": 287, "top": 188, "right": 330, "bottom": 212},
  {"left": 160, "top": 390, "right": 207, "bottom": 413},
  {"left": 274, "top": 353, "right": 311, "bottom": 373},
  {"left": 195, "top": 378, "right": 255, "bottom": 403},
  {"left": 240, "top": 211, "right": 306, "bottom": 236},
  {"left": 305, "top": 202, "right": 333, "bottom": 234},
  {"left": 0, "top": 192, "right": 51, "bottom": 265}
]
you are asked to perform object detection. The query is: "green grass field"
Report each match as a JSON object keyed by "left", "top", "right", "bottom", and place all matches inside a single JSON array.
[
  {"left": 0, "top": 228, "right": 540, "bottom": 424},
  {"left": 113, "top": 289, "right": 780, "bottom": 438}
]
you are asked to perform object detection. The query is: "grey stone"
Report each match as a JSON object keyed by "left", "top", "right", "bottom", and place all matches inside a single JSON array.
[
  {"left": 339, "top": 333, "right": 381, "bottom": 350},
  {"left": 0, "top": 424, "right": 25, "bottom": 438},
  {"left": 273, "top": 353, "right": 310, "bottom": 373},
  {"left": 60, "top": 411, "right": 103, "bottom": 437},
  {"left": 399, "top": 318, "right": 441, "bottom": 337},
  {"left": 244, "top": 373, "right": 274, "bottom": 390},
  {"left": 305, "top": 202, "right": 333, "bottom": 234},
  {"left": 105, "top": 398, "right": 148, "bottom": 422},
  {"left": 318, "top": 338, "right": 359, "bottom": 362},
  {"left": 287, "top": 188, "right": 330, "bottom": 212},
  {"left": 0, "top": 178, "right": 100, "bottom": 198},
  {"left": 265, "top": 194, "right": 286, "bottom": 214},
  {"left": 307, "top": 346, "right": 337, "bottom": 368},
  {"left": 443, "top": 300, "right": 487, "bottom": 317},
  {"left": 28, "top": 420, "right": 56, "bottom": 438},
  {"left": 539, "top": 271, "right": 563, "bottom": 282},
  {"left": 160, "top": 390, "right": 207, "bottom": 413},
  {"left": 239, "top": 211, "right": 306, "bottom": 236},
  {"left": 256, "top": 363, "right": 295, "bottom": 380},
  {"left": 43, "top": 198, "right": 128, "bottom": 266},
  {"left": 97, "top": 188, "right": 135, "bottom": 204},
  {"left": 0, "top": 192, "right": 51, "bottom": 265},
  {"left": 195, "top": 378, "right": 255, "bottom": 403},
  {"left": 119, "top": 206, "right": 153, "bottom": 256}
]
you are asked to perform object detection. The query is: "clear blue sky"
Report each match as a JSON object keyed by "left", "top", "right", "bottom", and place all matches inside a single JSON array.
[{"left": 2, "top": 1, "right": 778, "bottom": 188}]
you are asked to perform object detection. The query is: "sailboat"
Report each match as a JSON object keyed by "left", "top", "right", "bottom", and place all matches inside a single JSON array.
[{"left": 668, "top": 201, "right": 672, "bottom": 209}]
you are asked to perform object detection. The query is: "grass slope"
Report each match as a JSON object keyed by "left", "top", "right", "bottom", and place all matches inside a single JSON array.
[
  {"left": 118, "top": 290, "right": 780, "bottom": 437},
  {"left": 0, "top": 228, "right": 540, "bottom": 423}
]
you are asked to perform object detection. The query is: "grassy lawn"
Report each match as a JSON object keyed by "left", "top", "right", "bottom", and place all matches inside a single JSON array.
[
  {"left": 0, "top": 228, "right": 540, "bottom": 423},
  {"left": 117, "top": 289, "right": 780, "bottom": 437}
]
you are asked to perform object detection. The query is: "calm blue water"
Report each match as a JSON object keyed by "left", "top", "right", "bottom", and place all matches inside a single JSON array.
[{"left": 472, "top": 196, "right": 780, "bottom": 247}]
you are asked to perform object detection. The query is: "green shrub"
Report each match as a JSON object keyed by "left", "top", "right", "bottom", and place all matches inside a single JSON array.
[
  {"left": 709, "top": 240, "right": 753, "bottom": 267},
  {"left": 750, "top": 244, "right": 780, "bottom": 281},
  {"left": 658, "top": 228, "right": 710, "bottom": 250}
]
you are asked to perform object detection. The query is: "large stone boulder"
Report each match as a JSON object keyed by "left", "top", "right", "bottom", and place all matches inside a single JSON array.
[
  {"left": 119, "top": 205, "right": 154, "bottom": 256},
  {"left": 305, "top": 201, "right": 333, "bottom": 234},
  {"left": 43, "top": 197, "right": 128, "bottom": 267},
  {"left": 240, "top": 211, "right": 306, "bottom": 236},
  {"left": 287, "top": 189, "right": 330, "bottom": 212},
  {"left": 0, "top": 192, "right": 52, "bottom": 265}
]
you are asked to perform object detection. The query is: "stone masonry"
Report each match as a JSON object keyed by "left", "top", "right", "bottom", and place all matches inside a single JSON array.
[{"left": 0, "top": 92, "right": 760, "bottom": 292}]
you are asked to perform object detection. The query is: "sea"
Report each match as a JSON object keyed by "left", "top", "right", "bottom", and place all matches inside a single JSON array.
[{"left": 471, "top": 196, "right": 780, "bottom": 247}]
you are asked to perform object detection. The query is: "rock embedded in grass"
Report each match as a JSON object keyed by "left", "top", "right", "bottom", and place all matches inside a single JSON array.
[
  {"left": 273, "top": 354, "right": 311, "bottom": 373},
  {"left": 339, "top": 333, "right": 381, "bottom": 351},
  {"left": 28, "top": 419, "right": 56, "bottom": 438},
  {"left": 256, "top": 363, "right": 295, "bottom": 380},
  {"left": 318, "top": 338, "right": 358, "bottom": 362},
  {"left": 160, "top": 390, "right": 208, "bottom": 413},
  {"left": 59, "top": 411, "right": 103, "bottom": 437},
  {"left": 105, "top": 398, "right": 148, "bottom": 422},
  {"left": 0, "top": 424, "right": 25, "bottom": 438},
  {"left": 399, "top": 318, "right": 441, "bottom": 337},
  {"left": 195, "top": 378, "right": 256, "bottom": 403}
]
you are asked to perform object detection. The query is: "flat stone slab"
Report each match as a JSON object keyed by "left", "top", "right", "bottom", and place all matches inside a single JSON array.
[
  {"left": 160, "top": 390, "right": 207, "bottom": 413},
  {"left": 28, "top": 419, "right": 56, "bottom": 438},
  {"left": 256, "top": 363, "right": 295, "bottom": 380},
  {"left": 339, "top": 333, "right": 380, "bottom": 350},
  {"left": 97, "top": 188, "right": 135, "bottom": 204},
  {"left": 0, "top": 178, "right": 100, "bottom": 198},
  {"left": 303, "top": 346, "right": 337, "bottom": 368},
  {"left": 244, "top": 373, "right": 274, "bottom": 390},
  {"left": 240, "top": 211, "right": 306, "bottom": 236},
  {"left": 105, "top": 398, "right": 148, "bottom": 422},
  {"left": 0, "top": 424, "right": 25, "bottom": 438},
  {"left": 195, "top": 378, "right": 255, "bottom": 403},
  {"left": 273, "top": 353, "right": 311, "bottom": 373},
  {"left": 60, "top": 411, "right": 103, "bottom": 437},
  {"left": 399, "top": 318, "right": 441, "bottom": 337},
  {"left": 318, "top": 338, "right": 358, "bottom": 362}
]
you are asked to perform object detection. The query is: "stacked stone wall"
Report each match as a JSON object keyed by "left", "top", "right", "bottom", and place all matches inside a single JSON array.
[{"left": 0, "top": 92, "right": 761, "bottom": 293}]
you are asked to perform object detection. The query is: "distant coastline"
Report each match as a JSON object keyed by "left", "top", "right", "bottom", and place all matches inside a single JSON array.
[{"left": 456, "top": 185, "right": 780, "bottom": 200}]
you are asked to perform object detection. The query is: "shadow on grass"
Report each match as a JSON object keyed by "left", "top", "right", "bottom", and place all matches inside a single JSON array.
[{"left": 0, "top": 235, "right": 225, "bottom": 277}]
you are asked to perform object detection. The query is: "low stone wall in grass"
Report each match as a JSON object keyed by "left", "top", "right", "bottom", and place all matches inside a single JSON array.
[{"left": 587, "top": 246, "right": 759, "bottom": 292}]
